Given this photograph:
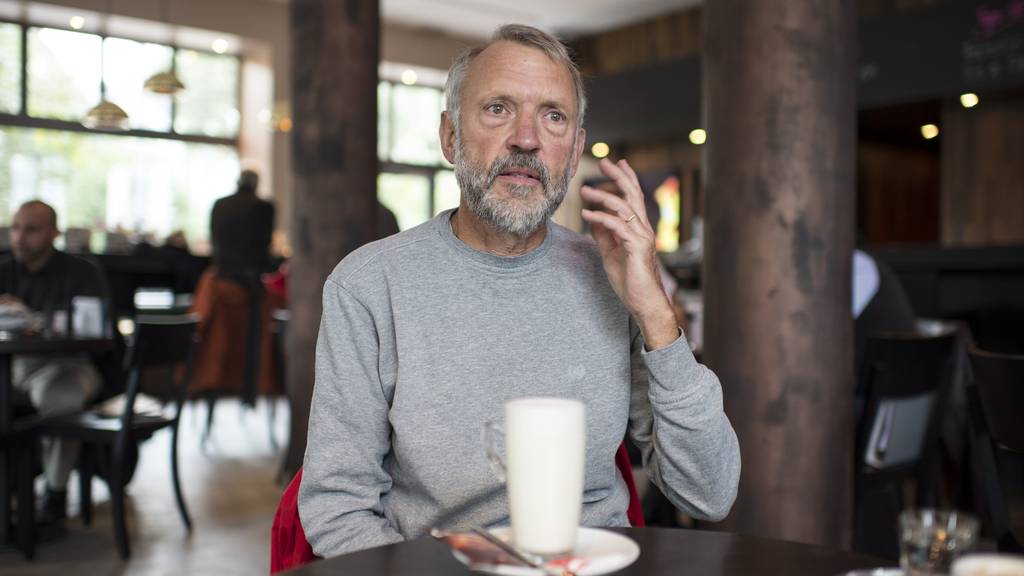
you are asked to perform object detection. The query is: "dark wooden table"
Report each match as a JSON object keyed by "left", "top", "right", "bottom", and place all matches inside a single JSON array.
[
  {"left": 285, "top": 527, "right": 889, "bottom": 576},
  {"left": 0, "top": 333, "right": 113, "bottom": 558}
]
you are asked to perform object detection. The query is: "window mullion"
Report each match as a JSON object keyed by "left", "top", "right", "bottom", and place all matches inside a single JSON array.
[
  {"left": 19, "top": 24, "right": 27, "bottom": 117},
  {"left": 170, "top": 47, "right": 178, "bottom": 134}
]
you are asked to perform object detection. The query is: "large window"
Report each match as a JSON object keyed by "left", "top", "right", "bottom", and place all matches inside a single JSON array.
[
  {"left": 174, "top": 49, "right": 240, "bottom": 138},
  {"left": 377, "top": 77, "right": 458, "bottom": 231},
  {"left": 103, "top": 38, "right": 174, "bottom": 132},
  {"left": 0, "top": 22, "right": 241, "bottom": 250},
  {"left": 0, "top": 127, "right": 238, "bottom": 247},
  {"left": 27, "top": 27, "right": 101, "bottom": 121}
]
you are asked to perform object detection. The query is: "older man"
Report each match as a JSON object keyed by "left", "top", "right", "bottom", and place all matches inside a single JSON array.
[
  {"left": 299, "top": 24, "right": 740, "bottom": 557},
  {"left": 0, "top": 200, "right": 106, "bottom": 522}
]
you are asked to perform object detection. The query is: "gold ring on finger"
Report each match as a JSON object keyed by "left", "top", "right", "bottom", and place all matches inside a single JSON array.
[{"left": 624, "top": 213, "right": 637, "bottom": 223}]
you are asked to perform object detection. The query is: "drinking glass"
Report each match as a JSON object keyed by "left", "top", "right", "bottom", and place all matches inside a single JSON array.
[
  {"left": 899, "top": 509, "right": 979, "bottom": 575},
  {"left": 482, "top": 397, "right": 585, "bottom": 558}
]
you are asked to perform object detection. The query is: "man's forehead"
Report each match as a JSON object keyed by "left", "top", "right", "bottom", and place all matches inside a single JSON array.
[
  {"left": 465, "top": 41, "right": 576, "bottom": 105},
  {"left": 15, "top": 205, "right": 54, "bottom": 227}
]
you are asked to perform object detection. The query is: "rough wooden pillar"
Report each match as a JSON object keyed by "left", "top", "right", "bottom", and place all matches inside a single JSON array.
[
  {"left": 283, "top": 0, "right": 380, "bottom": 478},
  {"left": 703, "top": 0, "right": 857, "bottom": 547}
]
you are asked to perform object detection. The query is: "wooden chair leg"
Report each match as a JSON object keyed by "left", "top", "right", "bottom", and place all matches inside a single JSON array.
[
  {"left": 79, "top": 444, "right": 93, "bottom": 526},
  {"left": 202, "top": 396, "right": 216, "bottom": 449},
  {"left": 15, "top": 445, "right": 35, "bottom": 560},
  {"left": 0, "top": 449, "right": 9, "bottom": 548},
  {"left": 110, "top": 457, "right": 130, "bottom": 559},
  {"left": 267, "top": 397, "right": 278, "bottom": 450},
  {"left": 170, "top": 425, "right": 192, "bottom": 532}
]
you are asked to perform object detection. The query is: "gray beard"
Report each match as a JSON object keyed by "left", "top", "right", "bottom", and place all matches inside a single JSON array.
[{"left": 454, "top": 133, "right": 574, "bottom": 238}]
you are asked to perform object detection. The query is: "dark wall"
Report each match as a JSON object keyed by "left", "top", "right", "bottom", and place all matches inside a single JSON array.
[
  {"left": 860, "top": 0, "right": 1024, "bottom": 107},
  {"left": 583, "top": 0, "right": 1024, "bottom": 144}
]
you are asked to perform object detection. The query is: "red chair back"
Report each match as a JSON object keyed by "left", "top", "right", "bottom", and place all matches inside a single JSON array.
[{"left": 270, "top": 443, "right": 645, "bottom": 574}]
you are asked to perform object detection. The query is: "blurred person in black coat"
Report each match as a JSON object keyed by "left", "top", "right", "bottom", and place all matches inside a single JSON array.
[
  {"left": 208, "top": 169, "right": 275, "bottom": 405},
  {"left": 210, "top": 169, "right": 275, "bottom": 280}
]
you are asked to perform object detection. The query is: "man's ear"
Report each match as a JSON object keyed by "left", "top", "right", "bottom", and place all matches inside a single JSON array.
[
  {"left": 440, "top": 111, "right": 457, "bottom": 164},
  {"left": 570, "top": 127, "right": 586, "bottom": 178}
]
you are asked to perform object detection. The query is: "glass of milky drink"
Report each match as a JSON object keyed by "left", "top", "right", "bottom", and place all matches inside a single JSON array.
[
  {"left": 899, "top": 509, "right": 979, "bottom": 575},
  {"left": 483, "top": 397, "right": 586, "bottom": 558}
]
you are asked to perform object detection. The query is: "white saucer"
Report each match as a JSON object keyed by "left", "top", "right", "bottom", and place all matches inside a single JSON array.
[{"left": 452, "top": 526, "right": 640, "bottom": 576}]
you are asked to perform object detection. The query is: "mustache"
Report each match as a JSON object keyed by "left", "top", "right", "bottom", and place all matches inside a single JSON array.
[{"left": 485, "top": 151, "right": 550, "bottom": 190}]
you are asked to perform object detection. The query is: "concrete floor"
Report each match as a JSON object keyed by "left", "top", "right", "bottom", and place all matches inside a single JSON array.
[{"left": 0, "top": 398, "right": 288, "bottom": 576}]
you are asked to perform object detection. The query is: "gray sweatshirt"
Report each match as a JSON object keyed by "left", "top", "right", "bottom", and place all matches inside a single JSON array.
[{"left": 299, "top": 210, "right": 740, "bottom": 558}]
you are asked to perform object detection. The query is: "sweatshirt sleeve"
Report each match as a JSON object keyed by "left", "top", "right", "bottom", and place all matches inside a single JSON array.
[
  {"left": 627, "top": 327, "right": 741, "bottom": 522},
  {"left": 298, "top": 277, "right": 404, "bottom": 557}
]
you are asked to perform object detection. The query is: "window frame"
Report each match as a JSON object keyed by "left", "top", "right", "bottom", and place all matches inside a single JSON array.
[
  {"left": 0, "top": 18, "right": 240, "bottom": 148},
  {"left": 377, "top": 78, "right": 456, "bottom": 223}
]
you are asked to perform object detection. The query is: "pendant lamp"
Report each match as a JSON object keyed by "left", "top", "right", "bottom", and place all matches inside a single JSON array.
[
  {"left": 82, "top": 99, "right": 130, "bottom": 130},
  {"left": 143, "top": 0, "right": 185, "bottom": 95},
  {"left": 82, "top": 0, "right": 129, "bottom": 130}
]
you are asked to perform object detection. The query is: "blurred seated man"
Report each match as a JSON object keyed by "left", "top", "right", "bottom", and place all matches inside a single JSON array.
[
  {"left": 0, "top": 200, "right": 107, "bottom": 522},
  {"left": 299, "top": 24, "right": 741, "bottom": 558}
]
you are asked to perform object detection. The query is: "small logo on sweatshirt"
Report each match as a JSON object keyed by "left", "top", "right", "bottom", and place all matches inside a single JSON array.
[{"left": 568, "top": 365, "right": 586, "bottom": 381}]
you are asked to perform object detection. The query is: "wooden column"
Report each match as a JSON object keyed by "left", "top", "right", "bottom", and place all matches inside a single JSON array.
[
  {"left": 703, "top": 0, "right": 857, "bottom": 547},
  {"left": 283, "top": 0, "right": 380, "bottom": 479}
]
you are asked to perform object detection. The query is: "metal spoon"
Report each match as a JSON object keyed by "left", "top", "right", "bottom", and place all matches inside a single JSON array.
[{"left": 468, "top": 527, "right": 577, "bottom": 576}]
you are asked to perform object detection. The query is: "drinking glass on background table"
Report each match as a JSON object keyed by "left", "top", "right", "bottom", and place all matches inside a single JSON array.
[
  {"left": 483, "top": 397, "right": 586, "bottom": 559},
  {"left": 900, "top": 509, "right": 979, "bottom": 575}
]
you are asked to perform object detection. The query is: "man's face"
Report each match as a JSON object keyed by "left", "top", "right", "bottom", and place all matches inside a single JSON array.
[
  {"left": 10, "top": 205, "right": 57, "bottom": 266},
  {"left": 441, "top": 41, "right": 586, "bottom": 237}
]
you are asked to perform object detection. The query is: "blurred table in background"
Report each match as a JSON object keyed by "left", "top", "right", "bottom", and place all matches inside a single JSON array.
[{"left": 0, "top": 333, "right": 113, "bottom": 558}]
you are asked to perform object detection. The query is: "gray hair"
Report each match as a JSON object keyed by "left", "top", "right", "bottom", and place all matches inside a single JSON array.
[{"left": 444, "top": 24, "right": 587, "bottom": 133}]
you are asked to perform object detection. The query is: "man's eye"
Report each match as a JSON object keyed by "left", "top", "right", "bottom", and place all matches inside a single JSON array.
[
  {"left": 547, "top": 111, "right": 565, "bottom": 122},
  {"left": 486, "top": 104, "right": 506, "bottom": 114}
]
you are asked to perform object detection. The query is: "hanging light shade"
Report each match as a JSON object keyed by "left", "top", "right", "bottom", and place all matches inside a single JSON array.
[
  {"left": 144, "top": 70, "right": 185, "bottom": 95},
  {"left": 82, "top": 99, "right": 130, "bottom": 131}
]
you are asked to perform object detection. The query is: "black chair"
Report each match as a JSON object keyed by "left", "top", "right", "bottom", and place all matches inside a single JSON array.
[
  {"left": 199, "top": 275, "right": 277, "bottom": 451},
  {"left": 38, "top": 314, "right": 198, "bottom": 559},
  {"left": 853, "top": 328, "right": 959, "bottom": 559},
  {"left": 966, "top": 346, "right": 1024, "bottom": 553},
  {"left": 1, "top": 417, "right": 39, "bottom": 560}
]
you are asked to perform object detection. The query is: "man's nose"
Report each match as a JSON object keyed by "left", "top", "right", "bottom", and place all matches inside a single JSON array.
[{"left": 508, "top": 113, "right": 540, "bottom": 153}]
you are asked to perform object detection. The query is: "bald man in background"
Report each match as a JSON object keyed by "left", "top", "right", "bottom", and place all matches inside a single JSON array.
[{"left": 0, "top": 200, "right": 107, "bottom": 522}]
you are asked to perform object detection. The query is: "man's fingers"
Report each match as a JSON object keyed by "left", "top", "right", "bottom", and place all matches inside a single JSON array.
[
  {"left": 597, "top": 158, "right": 649, "bottom": 226},
  {"left": 580, "top": 185, "right": 639, "bottom": 223},
  {"left": 582, "top": 208, "right": 650, "bottom": 252},
  {"left": 617, "top": 159, "right": 643, "bottom": 196}
]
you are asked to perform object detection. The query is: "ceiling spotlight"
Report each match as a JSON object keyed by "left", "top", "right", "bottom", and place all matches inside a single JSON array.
[
  {"left": 69, "top": 16, "right": 85, "bottom": 30},
  {"left": 689, "top": 128, "right": 707, "bottom": 145},
  {"left": 960, "top": 93, "right": 979, "bottom": 108},
  {"left": 212, "top": 38, "right": 229, "bottom": 54},
  {"left": 921, "top": 124, "right": 939, "bottom": 140},
  {"left": 591, "top": 142, "right": 610, "bottom": 159},
  {"left": 400, "top": 69, "right": 418, "bottom": 86}
]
